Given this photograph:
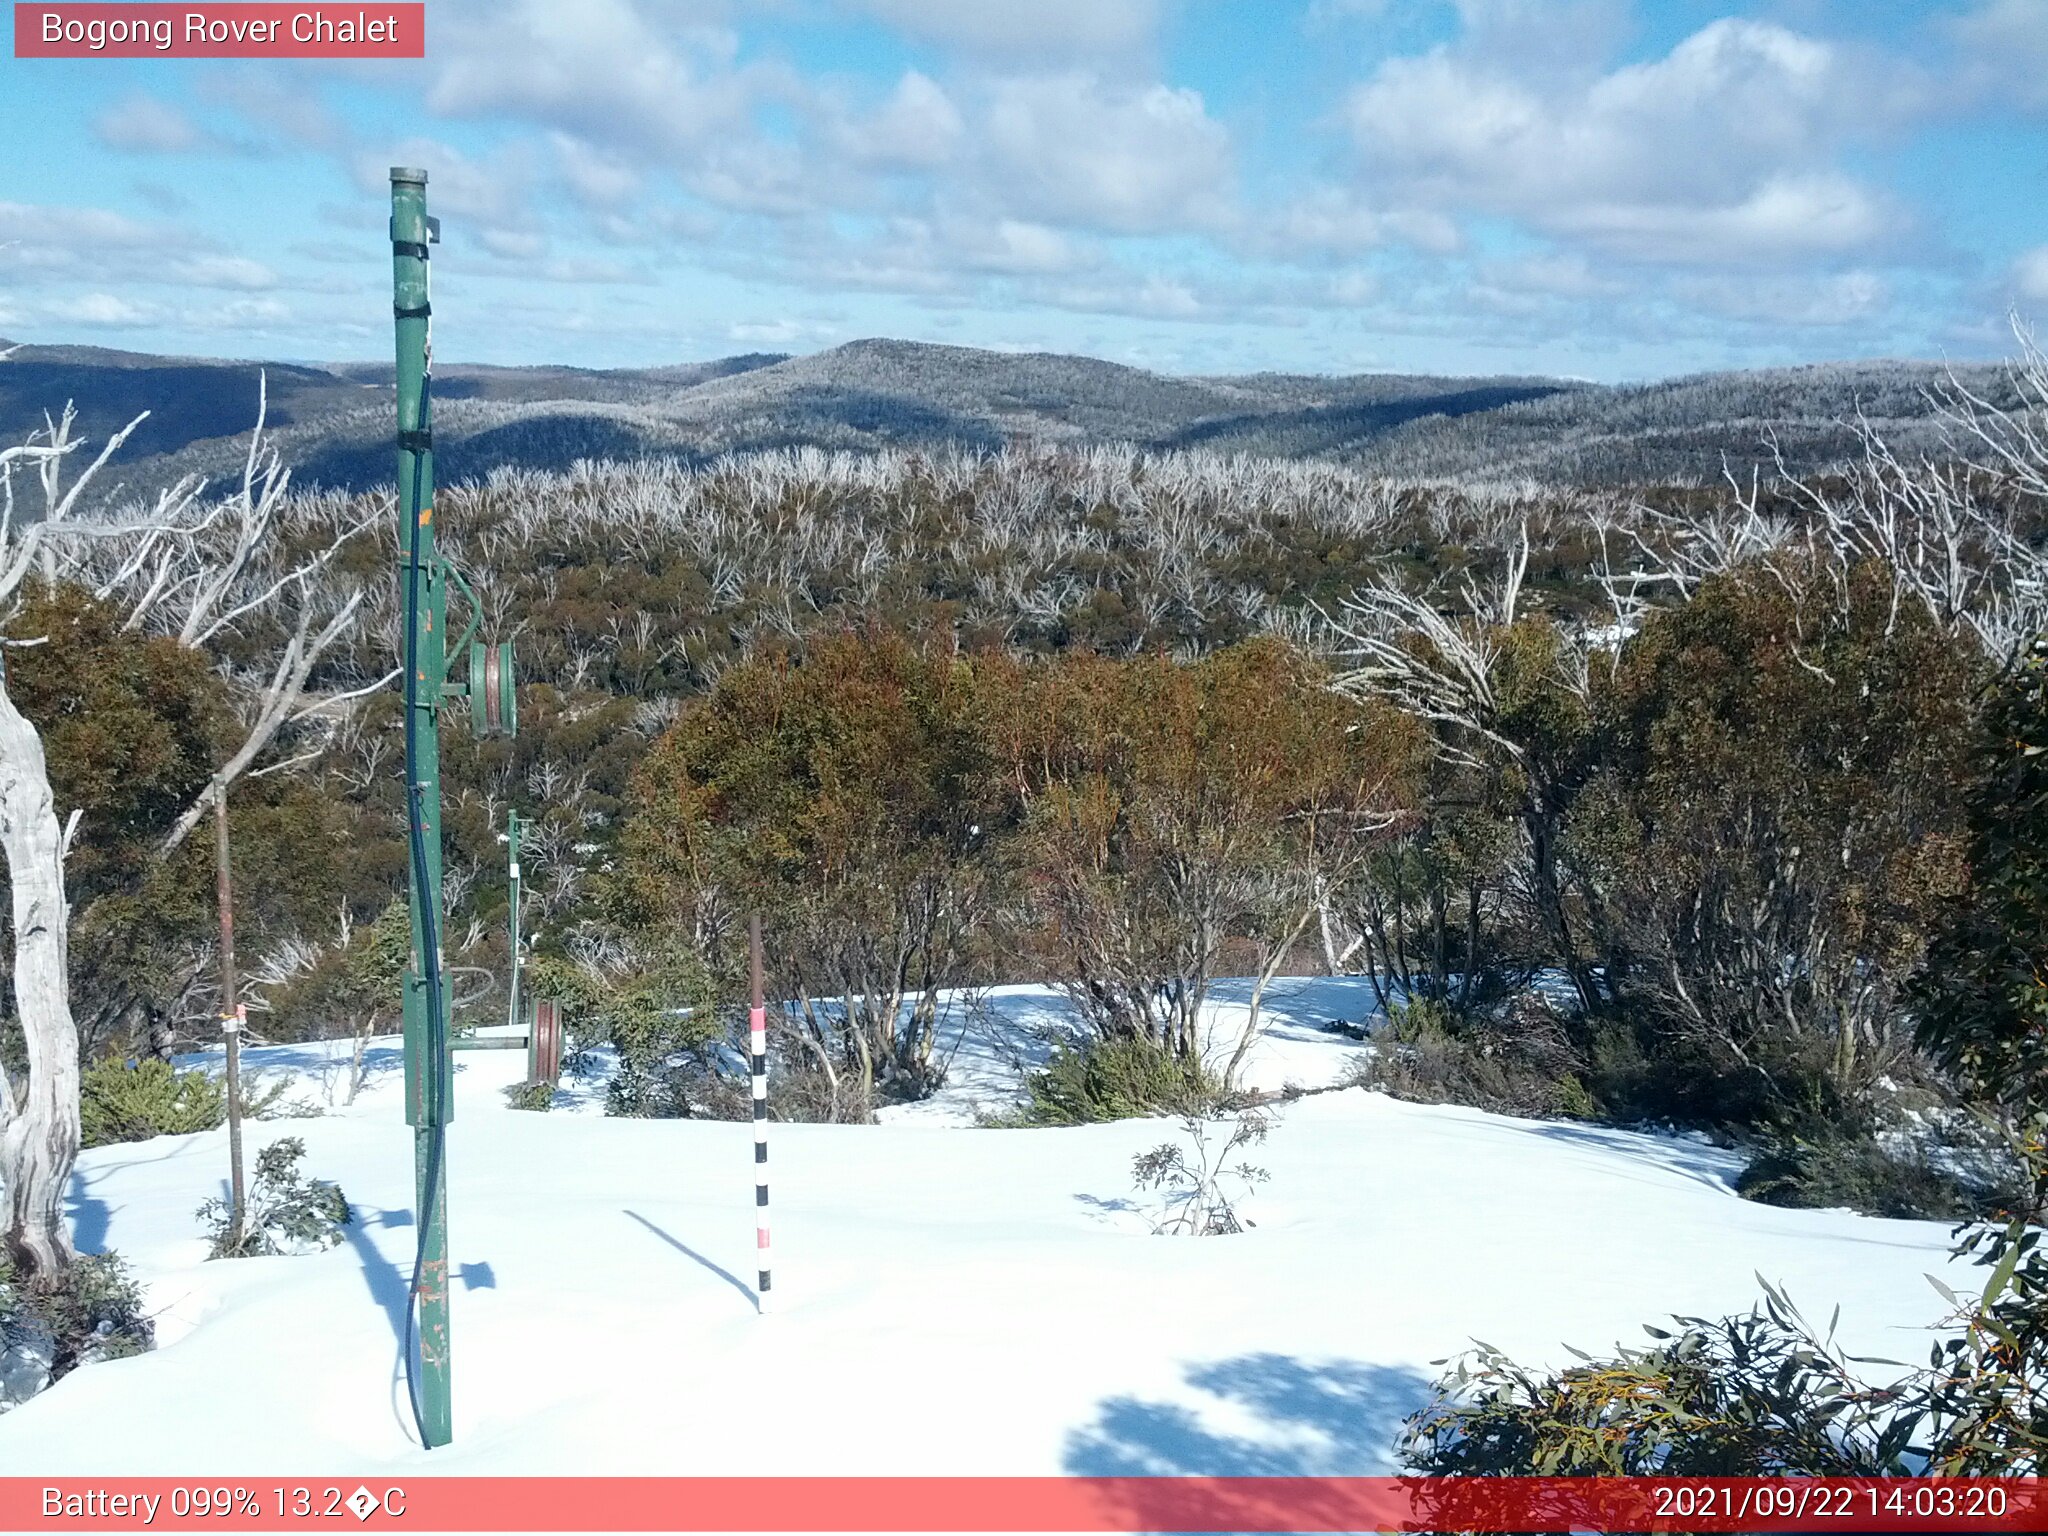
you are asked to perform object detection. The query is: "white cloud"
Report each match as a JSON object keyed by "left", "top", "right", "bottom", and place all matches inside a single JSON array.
[
  {"left": 981, "top": 74, "right": 1234, "bottom": 235},
  {"left": 551, "top": 135, "right": 641, "bottom": 211},
  {"left": 1553, "top": 173, "right": 1892, "bottom": 265},
  {"left": 1328, "top": 270, "right": 1379, "bottom": 305},
  {"left": 0, "top": 202, "right": 218, "bottom": 293},
  {"left": 944, "top": 217, "right": 1085, "bottom": 276},
  {"left": 1952, "top": 0, "right": 2048, "bottom": 112},
  {"left": 837, "top": 71, "right": 963, "bottom": 170},
  {"left": 1261, "top": 187, "right": 1460, "bottom": 257},
  {"left": 1439, "top": 0, "right": 1635, "bottom": 74},
  {"left": 539, "top": 256, "right": 651, "bottom": 286},
  {"left": 0, "top": 201, "right": 181, "bottom": 259},
  {"left": 1043, "top": 272, "right": 1206, "bottom": 321},
  {"left": 350, "top": 138, "right": 537, "bottom": 236},
  {"left": 2015, "top": 246, "right": 2048, "bottom": 304},
  {"left": 1673, "top": 270, "right": 1890, "bottom": 327},
  {"left": 93, "top": 95, "right": 220, "bottom": 155},
  {"left": 167, "top": 255, "right": 279, "bottom": 289},
  {"left": 1482, "top": 252, "right": 1621, "bottom": 300},
  {"left": 1343, "top": 17, "right": 1899, "bottom": 265},
  {"left": 425, "top": 0, "right": 762, "bottom": 162},
  {"left": 837, "top": 0, "right": 1160, "bottom": 60},
  {"left": 1132, "top": 275, "right": 1200, "bottom": 318},
  {"left": 727, "top": 317, "right": 840, "bottom": 345},
  {"left": 48, "top": 293, "right": 154, "bottom": 326},
  {"left": 479, "top": 228, "right": 547, "bottom": 261},
  {"left": 1305, "top": 0, "right": 1390, "bottom": 24},
  {"left": 211, "top": 72, "right": 350, "bottom": 152}
]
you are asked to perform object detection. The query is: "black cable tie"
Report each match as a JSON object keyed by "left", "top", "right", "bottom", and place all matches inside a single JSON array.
[
  {"left": 398, "top": 429, "right": 434, "bottom": 454},
  {"left": 393, "top": 302, "right": 432, "bottom": 319},
  {"left": 392, "top": 239, "right": 432, "bottom": 260}
]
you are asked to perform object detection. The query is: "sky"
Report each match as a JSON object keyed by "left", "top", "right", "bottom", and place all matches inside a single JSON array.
[{"left": 1, "top": 0, "right": 2045, "bottom": 381}]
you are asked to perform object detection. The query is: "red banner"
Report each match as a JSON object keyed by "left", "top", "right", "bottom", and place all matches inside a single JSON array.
[
  {"left": 3, "top": 1477, "right": 2047, "bottom": 1533},
  {"left": 12, "top": 4, "right": 423, "bottom": 58}
]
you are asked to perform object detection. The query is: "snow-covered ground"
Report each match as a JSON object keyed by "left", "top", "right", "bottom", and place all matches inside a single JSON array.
[{"left": 0, "top": 978, "right": 1971, "bottom": 1475}]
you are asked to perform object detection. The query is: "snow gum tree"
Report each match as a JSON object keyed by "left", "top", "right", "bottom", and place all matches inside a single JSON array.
[
  {"left": 620, "top": 628, "right": 1001, "bottom": 1110},
  {"left": 987, "top": 638, "right": 1422, "bottom": 1082},
  {"left": 1586, "top": 556, "right": 1979, "bottom": 1106},
  {"left": 1910, "top": 640, "right": 2048, "bottom": 1116}
]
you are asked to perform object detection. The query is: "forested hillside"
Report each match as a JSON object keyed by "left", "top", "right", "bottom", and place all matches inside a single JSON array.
[{"left": 4, "top": 336, "right": 2021, "bottom": 500}]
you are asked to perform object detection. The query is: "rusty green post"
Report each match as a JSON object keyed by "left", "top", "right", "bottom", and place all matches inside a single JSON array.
[{"left": 391, "top": 164, "right": 451, "bottom": 1449}]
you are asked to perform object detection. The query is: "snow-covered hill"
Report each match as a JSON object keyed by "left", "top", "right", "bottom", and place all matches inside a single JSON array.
[{"left": 0, "top": 979, "right": 1969, "bottom": 1475}]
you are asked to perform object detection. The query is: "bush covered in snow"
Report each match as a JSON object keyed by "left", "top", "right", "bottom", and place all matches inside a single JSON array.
[
  {"left": 1350, "top": 996, "right": 1595, "bottom": 1123},
  {"left": 504, "top": 1079, "right": 556, "bottom": 1111},
  {"left": 0, "top": 1253, "right": 153, "bottom": 1412},
  {"left": 198, "top": 1137, "right": 350, "bottom": 1259}
]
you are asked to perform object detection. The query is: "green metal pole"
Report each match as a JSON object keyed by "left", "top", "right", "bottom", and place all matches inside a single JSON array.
[{"left": 391, "top": 165, "right": 452, "bottom": 1450}]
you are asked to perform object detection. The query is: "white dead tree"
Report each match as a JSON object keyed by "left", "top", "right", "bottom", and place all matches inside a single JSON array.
[
  {"left": 0, "top": 405, "right": 195, "bottom": 1279},
  {"left": 133, "top": 380, "right": 388, "bottom": 855},
  {"left": 1611, "top": 322, "right": 2048, "bottom": 664},
  {"left": 0, "top": 391, "right": 379, "bottom": 1281},
  {"left": 1325, "top": 520, "right": 1610, "bottom": 1016}
]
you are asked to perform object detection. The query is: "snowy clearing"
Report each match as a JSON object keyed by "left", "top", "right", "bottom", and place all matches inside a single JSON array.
[{"left": 0, "top": 978, "right": 1970, "bottom": 1476}]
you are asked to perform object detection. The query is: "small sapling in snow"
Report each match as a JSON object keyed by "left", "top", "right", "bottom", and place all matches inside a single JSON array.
[
  {"left": 198, "top": 1136, "right": 350, "bottom": 1258},
  {"left": 1132, "top": 1108, "right": 1274, "bottom": 1235}
]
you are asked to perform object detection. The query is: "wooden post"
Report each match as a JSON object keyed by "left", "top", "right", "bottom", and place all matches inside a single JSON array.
[{"left": 215, "top": 792, "right": 245, "bottom": 1252}]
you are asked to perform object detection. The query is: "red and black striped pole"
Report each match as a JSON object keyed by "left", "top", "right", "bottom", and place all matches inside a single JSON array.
[{"left": 749, "top": 914, "right": 771, "bottom": 1314}]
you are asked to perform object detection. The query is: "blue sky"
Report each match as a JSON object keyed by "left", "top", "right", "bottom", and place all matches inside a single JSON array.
[{"left": 2, "top": 0, "right": 2045, "bottom": 381}]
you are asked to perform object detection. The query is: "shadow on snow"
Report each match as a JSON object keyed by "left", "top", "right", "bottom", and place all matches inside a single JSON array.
[{"left": 1063, "top": 1352, "right": 1432, "bottom": 1480}]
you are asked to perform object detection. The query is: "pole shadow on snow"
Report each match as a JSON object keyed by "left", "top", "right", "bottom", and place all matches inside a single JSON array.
[
  {"left": 66, "top": 1136, "right": 210, "bottom": 1254},
  {"left": 622, "top": 1210, "right": 758, "bottom": 1311},
  {"left": 1064, "top": 1352, "right": 1432, "bottom": 1479},
  {"left": 339, "top": 1204, "right": 417, "bottom": 1344},
  {"left": 65, "top": 1170, "right": 112, "bottom": 1255}
]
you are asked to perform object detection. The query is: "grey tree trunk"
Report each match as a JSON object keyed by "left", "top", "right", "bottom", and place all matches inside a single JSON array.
[{"left": 0, "top": 672, "right": 81, "bottom": 1283}]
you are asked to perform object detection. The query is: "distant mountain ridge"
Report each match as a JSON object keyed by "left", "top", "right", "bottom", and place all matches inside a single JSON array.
[{"left": 0, "top": 335, "right": 2023, "bottom": 497}]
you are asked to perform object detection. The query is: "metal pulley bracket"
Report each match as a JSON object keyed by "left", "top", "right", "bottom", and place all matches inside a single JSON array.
[{"left": 470, "top": 639, "right": 517, "bottom": 738}]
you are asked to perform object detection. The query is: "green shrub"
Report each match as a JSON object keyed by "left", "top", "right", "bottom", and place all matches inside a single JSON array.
[
  {"left": 1383, "top": 996, "right": 1459, "bottom": 1044},
  {"left": 1736, "top": 1132, "right": 2012, "bottom": 1222},
  {"left": 198, "top": 1137, "right": 350, "bottom": 1258},
  {"left": 0, "top": 1252, "right": 154, "bottom": 1404},
  {"left": 1909, "top": 641, "right": 2048, "bottom": 1115},
  {"left": 1022, "top": 1035, "right": 1222, "bottom": 1125},
  {"left": 79, "top": 1057, "right": 290, "bottom": 1149},
  {"left": 80, "top": 1058, "right": 222, "bottom": 1147},
  {"left": 1401, "top": 1283, "right": 1904, "bottom": 1477},
  {"left": 1402, "top": 1214, "right": 2048, "bottom": 1479},
  {"left": 1354, "top": 1001, "right": 1594, "bottom": 1122},
  {"left": 505, "top": 1078, "right": 556, "bottom": 1112}
]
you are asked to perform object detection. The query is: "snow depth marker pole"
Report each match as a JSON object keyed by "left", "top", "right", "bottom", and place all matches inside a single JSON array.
[{"left": 750, "top": 914, "right": 772, "bottom": 1314}]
